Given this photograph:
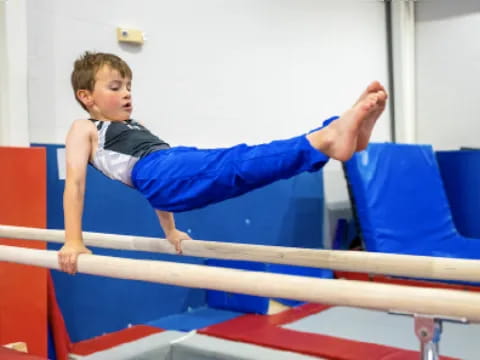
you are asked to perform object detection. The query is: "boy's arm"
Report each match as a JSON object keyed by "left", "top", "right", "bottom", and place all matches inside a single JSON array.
[
  {"left": 59, "top": 119, "right": 94, "bottom": 274},
  {"left": 155, "top": 210, "right": 191, "bottom": 253}
]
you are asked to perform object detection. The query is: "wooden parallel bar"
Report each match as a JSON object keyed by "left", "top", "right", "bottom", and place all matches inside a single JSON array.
[
  {"left": 1, "top": 225, "right": 480, "bottom": 282},
  {"left": 1, "top": 244, "right": 480, "bottom": 322}
]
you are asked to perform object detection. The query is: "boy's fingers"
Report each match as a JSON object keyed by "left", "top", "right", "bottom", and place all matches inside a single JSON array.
[
  {"left": 177, "top": 236, "right": 191, "bottom": 253},
  {"left": 176, "top": 240, "right": 182, "bottom": 254},
  {"left": 60, "top": 256, "right": 68, "bottom": 272},
  {"left": 65, "top": 257, "right": 71, "bottom": 273},
  {"left": 57, "top": 252, "right": 80, "bottom": 274},
  {"left": 71, "top": 254, "right": 78, "bottom": 274},
  {"left": 62, "top": 255, "right": 72, "bottom": 274}
]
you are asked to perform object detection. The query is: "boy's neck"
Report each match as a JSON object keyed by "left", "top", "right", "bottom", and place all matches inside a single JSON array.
[{"left": 88, "top": 114, "right": 130, "bottom": 122}]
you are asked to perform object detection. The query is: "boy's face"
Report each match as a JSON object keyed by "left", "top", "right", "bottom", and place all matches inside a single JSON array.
[{"left": 78, "top": 65, "right": 132, "bottom": 121}]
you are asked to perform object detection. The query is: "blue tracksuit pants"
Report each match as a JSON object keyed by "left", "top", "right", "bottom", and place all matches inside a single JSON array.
[{"left": 131, "top": 117, "right": 337, "bottom": 212}]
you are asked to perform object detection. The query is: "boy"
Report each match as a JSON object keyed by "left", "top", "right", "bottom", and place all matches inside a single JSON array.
[{"left": 59, "top": 51, "right": 387, "bottom": 274}]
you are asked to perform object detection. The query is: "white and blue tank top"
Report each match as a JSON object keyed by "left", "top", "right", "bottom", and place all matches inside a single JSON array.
[{"left": 89, "top": 119, "right": 169, "bottom": 186}]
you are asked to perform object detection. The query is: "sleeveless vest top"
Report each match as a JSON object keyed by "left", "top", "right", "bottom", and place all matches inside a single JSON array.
[{"left": 89, "top": 119, "right": 169, "bottom": 186}]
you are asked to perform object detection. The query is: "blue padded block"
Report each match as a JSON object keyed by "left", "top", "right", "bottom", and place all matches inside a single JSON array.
[
  {"left": 332, "top": 218, "right": 348, "bottom": 250},
  {"left": 206, "top": 259, "right": 270, "bottom": 314},
  {"left": 436, "top": 150, "right": 480, "bottom": 238},
  {"left": 269, "top": 263, "right": 333, "bottom": 306},
  {"left": 206, "top": 260, "right": 334, "bottom": 310},
  {"left": 146, "top": 306, "right": 242, "bottom": 331},
  {"left": 344, "top": 143, "right": 480, "bottom": 260}
]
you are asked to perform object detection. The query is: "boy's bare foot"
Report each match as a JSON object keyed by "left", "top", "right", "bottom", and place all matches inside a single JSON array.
[
  {"left": 355, "top": 81, "right": 388, "bottom": 150},
  {"left": 306, "top": 92, "right": 380, "bottom": 162}
]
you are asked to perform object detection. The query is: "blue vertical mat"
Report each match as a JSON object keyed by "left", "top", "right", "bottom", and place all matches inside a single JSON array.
[
  {"left": 34, "top": 143, "right": 326, "bottom": 340},
  {"left": 437, "top": 150, "right": 480, "bottom": 238}
]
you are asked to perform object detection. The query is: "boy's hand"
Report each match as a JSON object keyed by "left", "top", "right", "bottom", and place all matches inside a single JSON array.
[
  {"left": 58, "top": 243, "right": 92, "bottom": 274},
  {"left": 166, "top": 229, "right": 192, "bottom": 254}
]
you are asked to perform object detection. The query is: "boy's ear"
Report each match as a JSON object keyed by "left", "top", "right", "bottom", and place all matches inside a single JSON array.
[{"left": 77, "top": 89, "right": 93, "bottom": 108}]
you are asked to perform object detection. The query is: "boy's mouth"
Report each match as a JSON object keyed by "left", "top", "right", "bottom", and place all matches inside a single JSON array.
[{"left": 123, "top": 102, "right": 132, "bottom": 110}]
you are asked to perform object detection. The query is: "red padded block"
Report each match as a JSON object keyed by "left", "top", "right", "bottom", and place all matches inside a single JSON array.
[
  {"left": 267, "top": 303, "right": 331, "bottom": 325},
  {"left": 0, "top": 147, "right": 47, "bottom": 357},
  {"left": 335, "top": 271, "right": 480, "bottom": 292},
  {"left": 0, "top": 347, "right": 47, "bottom": 360},
  {"left": 71, "top": 325, "right": 164, "bottom": 356},
  {"left": 200, "top": 303, "right": 458, "bottom": 360}
]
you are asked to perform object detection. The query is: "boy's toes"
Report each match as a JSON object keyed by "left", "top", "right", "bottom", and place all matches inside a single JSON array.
[
  {"left": 377, "top": 90, "right": 387, "bottom": 103},
  {"left": 363, "top": 93, "right": 379, "bottom": 110},
  {"left": 367, "top": 81, "right": 384, "bottom": 93}
]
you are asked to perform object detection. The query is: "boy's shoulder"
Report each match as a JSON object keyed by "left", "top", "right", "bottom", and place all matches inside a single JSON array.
[
  {"left": 68, "top": 118, "right": 97, "bottom": 137},
  {"left": 70, "top": 118, "right": 96, "bottom": 129}
]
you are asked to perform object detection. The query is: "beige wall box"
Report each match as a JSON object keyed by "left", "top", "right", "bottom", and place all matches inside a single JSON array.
[{"left": 117, "top": 27, "right": 145, "bottom": 45}]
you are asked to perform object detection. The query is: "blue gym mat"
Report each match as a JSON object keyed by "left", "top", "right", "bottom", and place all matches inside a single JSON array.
[
  {"left": 344, "top": 143, "right": 480, "bottom": 260},
  {"left": 146, "top": 306, "right": 243, "bottom": 331}
]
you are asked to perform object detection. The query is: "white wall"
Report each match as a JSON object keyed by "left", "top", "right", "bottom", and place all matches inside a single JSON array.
[
  {"left": 26, "top": 0, "right": 390, "bottom": 147},
  {"left": 416, "top": 0, "right": 480, "bottom": 150},
  {"left": 25, "top": 0, "right": 390, "bottom": 247},
  {"left": 0, "top": 0, "right": 29, "bottom": 146}
]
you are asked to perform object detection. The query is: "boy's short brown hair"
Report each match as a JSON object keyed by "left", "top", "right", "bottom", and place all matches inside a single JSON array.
[{"left": 71, "top": 51, "right": 132, "bottom": 111}]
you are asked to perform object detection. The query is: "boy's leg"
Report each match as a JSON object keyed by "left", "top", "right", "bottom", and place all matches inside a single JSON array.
[
  {"left": 132, "top": 132, "right": 329, "bottom": 212},
  {"left": 132, "top": 84, "right": 385, "bottom": 212}
]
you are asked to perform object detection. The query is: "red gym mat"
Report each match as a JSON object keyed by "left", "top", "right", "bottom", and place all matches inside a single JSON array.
[{"left": 200, "top": 303, "right": 458, "bottom": 360}]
